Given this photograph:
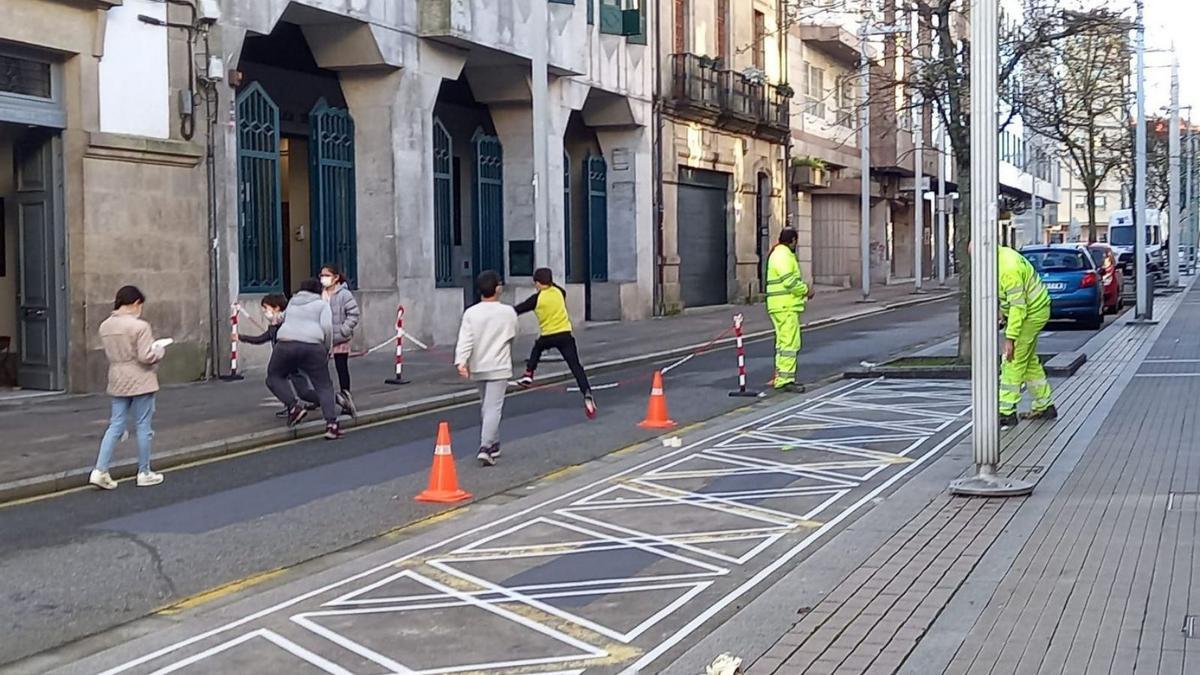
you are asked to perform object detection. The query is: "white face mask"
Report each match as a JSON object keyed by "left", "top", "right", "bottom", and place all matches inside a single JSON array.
[{"left": 320, "top": 275, "right": 335, "bottom": 288}]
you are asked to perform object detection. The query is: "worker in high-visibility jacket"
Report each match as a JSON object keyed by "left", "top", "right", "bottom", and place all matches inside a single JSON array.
[
  {"left": 997, "top": 244, "right": 1056, "bottom": 429},
  {"left": 766, "top": 228, "right": 814, "bottom": 393}
]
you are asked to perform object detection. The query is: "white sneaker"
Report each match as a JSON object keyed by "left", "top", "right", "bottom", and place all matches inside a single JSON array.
[
  {"left": 89, "top": 469, "right": 118, "bottom": 490},
  {"left": 137, "top": 471, "right": 164, "bottom": 487}
]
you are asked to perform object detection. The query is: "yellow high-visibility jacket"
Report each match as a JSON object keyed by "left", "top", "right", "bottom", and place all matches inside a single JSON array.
[
  {"left": 766, "top": 244, "right": 808, "bottom": 314},
  {"left": 999, "top": 246, "right": 1051, "bottom": 340}
]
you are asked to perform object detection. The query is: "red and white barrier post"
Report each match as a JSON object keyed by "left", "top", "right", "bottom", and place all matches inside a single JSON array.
[
  {"left": 220, "top": 304, "right": 245, "bottom": 381},
  {"left": 384, "top": 305, "right": 410, "bottom": 385},
  {"left": 728, "top": 313, "right": 759, "bottom": 397}
]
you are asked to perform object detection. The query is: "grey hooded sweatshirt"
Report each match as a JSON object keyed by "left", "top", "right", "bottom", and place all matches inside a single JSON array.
[{"left": 277, "top": 291, "right": 333, "bottom": 351}]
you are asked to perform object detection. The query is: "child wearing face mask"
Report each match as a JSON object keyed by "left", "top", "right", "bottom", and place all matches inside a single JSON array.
[
  {"left": 320, "top": 264, "right": 360, "bottom": 419},
  {"left": 242, "top": 294, "right": 320, "bottom": 417}
]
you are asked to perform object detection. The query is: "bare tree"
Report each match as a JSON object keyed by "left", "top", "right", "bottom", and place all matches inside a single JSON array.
[
  {"left": 1020, "top": 14, "right": 1133, "bottom": 244},
  {"left": 876, "top": 0, "right": 1133, "bottom": 360}
]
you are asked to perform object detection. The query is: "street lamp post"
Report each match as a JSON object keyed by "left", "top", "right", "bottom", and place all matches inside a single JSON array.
[
  {"left": 913, "top": 10, "right": 925, "bottom": 294},
  {"left": 949, "top": 0, "right": 1033, "bottom": 498},
  {"left": 937, "top": 127, "right": 948, "bottom": 286},
  {"left": 1132, "top": 0, "right": 1154, "bottom": 322},
  {"left": 859, "top": 16, "right": 909, "bottom": 303},
  {"left": 1169, "top": 57, "right": 1181, "bottom": 288}
]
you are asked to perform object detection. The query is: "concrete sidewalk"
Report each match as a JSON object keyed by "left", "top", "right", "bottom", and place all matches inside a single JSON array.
[
  {"left": 734, "top": 283, "right": 1198, "bottom": 674},
  {"left": 0, "top": 281, "right": 955, "bottom": 503}
]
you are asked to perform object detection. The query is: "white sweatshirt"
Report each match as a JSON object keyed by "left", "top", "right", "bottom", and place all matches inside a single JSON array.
[{"left": 454, "top": 300, "right": 519, "bottom": 381}]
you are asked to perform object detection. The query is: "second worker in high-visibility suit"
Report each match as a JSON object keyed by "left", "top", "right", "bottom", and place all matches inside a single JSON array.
[
  {"left": 766, "top": 228, "right": 814, "bottom": 393},
  {"left": 997, "top": 244, "right": 1056, "bottom": 429}
]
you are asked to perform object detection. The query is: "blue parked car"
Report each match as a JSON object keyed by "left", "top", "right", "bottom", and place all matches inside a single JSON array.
[{"left": 1020, "top": 245, "right": 1105, "bottom": 329}]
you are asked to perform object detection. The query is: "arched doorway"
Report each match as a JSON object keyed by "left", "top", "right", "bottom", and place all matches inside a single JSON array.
[
  {"left": 431, "top": 75, "right": 503, "bottom": 305},
  {"left": 236, "top": 22, "right": 356, "bottom": 294}
]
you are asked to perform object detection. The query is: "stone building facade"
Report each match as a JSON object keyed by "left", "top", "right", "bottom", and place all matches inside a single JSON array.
[
  {"left": 211, "top": 0, "right": 655, "bottom": 372},
  {"left": 0, "top": 0, "right": 209, "bottom": 393},
  {"left": 657, "top": 0, "right": 791, "bottom": 312}
]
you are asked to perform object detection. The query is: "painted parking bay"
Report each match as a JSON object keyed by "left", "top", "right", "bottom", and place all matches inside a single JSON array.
[{"left": 67, "top": 380, "right": 971, "bottom": 675}]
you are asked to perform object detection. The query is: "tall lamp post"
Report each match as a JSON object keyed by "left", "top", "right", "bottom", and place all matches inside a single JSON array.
[{"left": 949, "top": 0, "right": 1034, "bottom": 497}]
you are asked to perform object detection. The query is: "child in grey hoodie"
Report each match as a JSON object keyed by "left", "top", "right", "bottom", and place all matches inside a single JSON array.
[
  {"left": 455, "top": 270, "right": 518, "bottom": 466},
  {"left": 269, "top": 278, "right": 342, "bottom": 439}
]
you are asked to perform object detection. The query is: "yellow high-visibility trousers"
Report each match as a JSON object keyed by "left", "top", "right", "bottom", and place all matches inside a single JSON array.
[
  {"left": 770, "top": 311, "right": 801, "bottom": 388},
  {"left": 1000, "top": 306, "right": 1053, "bottom": 415}
]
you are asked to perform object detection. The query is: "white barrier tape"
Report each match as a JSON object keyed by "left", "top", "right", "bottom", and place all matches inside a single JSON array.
[
  {"left": 399, "top": 329, "right": 430, "bottom": 351},
  {"left": 567, "top": 382, "right": 620, "bottom": 392},
  {"left": 660, "top": 352, "right": 696, "bottom": 375}
]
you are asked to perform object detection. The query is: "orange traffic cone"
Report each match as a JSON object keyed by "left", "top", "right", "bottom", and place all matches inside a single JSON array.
[
  {"left": 415, "top": 422, "right": 472, "bottom": 503},
  {"left": 638, "top": 370, "right": 677, "bottom": 429}
]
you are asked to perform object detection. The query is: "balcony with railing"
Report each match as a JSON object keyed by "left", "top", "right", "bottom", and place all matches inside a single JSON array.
[{"left": 667, "top": 53, "right": 791, "bottom": 143}]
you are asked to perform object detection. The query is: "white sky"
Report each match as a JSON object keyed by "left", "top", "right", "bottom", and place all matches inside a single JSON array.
[{"left": 1143, "top": 0, "right": 1199, "bottom": 116}]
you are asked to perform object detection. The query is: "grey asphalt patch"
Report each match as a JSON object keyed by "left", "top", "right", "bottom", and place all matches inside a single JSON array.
[{"left": 47, "top": 378, "right": 971, "bottom": 675}]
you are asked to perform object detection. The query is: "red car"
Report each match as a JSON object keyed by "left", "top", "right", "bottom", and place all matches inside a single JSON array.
[{"left": 1088, "top": 243, "right": 1125, "bottom": 314}]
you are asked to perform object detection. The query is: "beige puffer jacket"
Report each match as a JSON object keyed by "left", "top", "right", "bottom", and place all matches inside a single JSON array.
[{"left": 99, "top": 311, "right": 162, "bottom": 397}]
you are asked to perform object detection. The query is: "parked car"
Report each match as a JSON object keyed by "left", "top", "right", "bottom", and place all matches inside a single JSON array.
[
  {"left": 1021, "top": 245, "right": 1105, "bottom": 329},
  {"left": 1087, "top": 243, "right": 1124, "bottom": 314}
]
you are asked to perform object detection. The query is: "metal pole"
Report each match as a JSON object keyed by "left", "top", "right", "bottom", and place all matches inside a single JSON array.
[
  {"left": 531, "top": 0, "right": 551, "bottom": 269},
  {"left": 1031, "top": 148, "right": 1039, "bottom": 246},
  {"left": 1169, "top": 57, "right": 1181, "bottom": 288},
  {"left": 1188, "top": 128, "right": 1196, "bottom": 273},
  {"left": 1134, "top": 0, "right": 1152, "bottom": 321},
  {"left": 860, "top": 19, "right": 873, "bottom": 302},
  {"left": 949, "top": 0, "right": 1032, "bottom": 498},
  {"left": 937, "top": 127, "right": 947, "bottom": 285},
  {"left": 912, "top": 10, "right": 924, "bottom": 293}
]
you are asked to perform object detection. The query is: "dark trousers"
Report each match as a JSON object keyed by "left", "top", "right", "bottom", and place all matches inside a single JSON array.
[
  {"left": 333, "top": 353, "right": 351, "bottom": 391},
  {"left": 289, "top": 373, "right": 319, "bottom": 405},
  {"left": 526, "top": 332, "right": 591, "bottom": 395},
  {"left": 267, "top": 341, "right": 338, "bottom": 423}
]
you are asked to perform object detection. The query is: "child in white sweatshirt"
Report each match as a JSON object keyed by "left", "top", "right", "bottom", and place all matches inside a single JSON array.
[{"left": 455, "top": 270, "right": 519, "bottom": 466}]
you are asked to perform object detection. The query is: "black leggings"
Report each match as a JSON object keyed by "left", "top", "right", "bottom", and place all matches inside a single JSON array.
[
  {"left": 526, "top": 332, "right": 591, "bottom": 395},
  {"left": 267, "top": 342, "right": 338, "bottom": 423},
  {"left": 334, "top": 353, "right": 350, "bottom": 392}
]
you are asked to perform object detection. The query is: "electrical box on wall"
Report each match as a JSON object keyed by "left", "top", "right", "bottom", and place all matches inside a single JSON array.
[{"left": 197, "top": 0, "right": 221, "bottom": 25}]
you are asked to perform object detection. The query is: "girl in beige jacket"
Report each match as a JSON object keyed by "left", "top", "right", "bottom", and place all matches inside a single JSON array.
[{"left": 89, "top": 286, "right": 166, "bottom": 490}]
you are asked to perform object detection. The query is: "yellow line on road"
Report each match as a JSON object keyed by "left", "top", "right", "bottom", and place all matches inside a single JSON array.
[{"left": 156, "top": 568, "right": 287, "bottom": 615}]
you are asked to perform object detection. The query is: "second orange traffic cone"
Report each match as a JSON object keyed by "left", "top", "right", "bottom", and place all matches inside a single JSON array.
[
  {"left": 415, "top": 422, "right": 472, "bottom": 503},
  {"left": 638, "top": 370, "right": 677, "bottom": 429}
]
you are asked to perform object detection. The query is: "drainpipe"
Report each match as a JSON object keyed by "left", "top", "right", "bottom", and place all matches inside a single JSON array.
[
  {"left": 652, "top": 0, "right": 665, "bottom": 316},
  {"left": 779, "top": 0, "right": 792, "bottom": 236}
]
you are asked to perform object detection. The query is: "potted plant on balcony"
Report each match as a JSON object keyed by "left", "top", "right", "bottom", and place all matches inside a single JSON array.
[{"left": 790, "top": 156, "right": 830, "bottom": 191}]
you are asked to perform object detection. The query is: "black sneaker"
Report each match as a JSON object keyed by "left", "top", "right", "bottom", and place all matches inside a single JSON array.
[
  {"left": 1024, "top": 405, "right": 1058, "bottom": 421},
  {"left": 275, "top": 408, "right": 289, "bottom": 418},
  {"left": 477, "top": 448, "right": 496, "bottom": 467},
  {"left": 1000, "top": 412, "right": 1019, "bottom": 430},
  {"left": 287, "top": 405, "right": 308, "bottom": 428},
  {"left": 324, "top": 422, "right": 343, "bottom": 440}
]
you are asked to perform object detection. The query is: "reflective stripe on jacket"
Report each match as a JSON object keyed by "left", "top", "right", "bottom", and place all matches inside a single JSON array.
[
  {"left": 999, "top": 246, "right": 1050, "bottom": 340},
  {"left": 766, "top": 244, "right": 808, "bottom": 314}
]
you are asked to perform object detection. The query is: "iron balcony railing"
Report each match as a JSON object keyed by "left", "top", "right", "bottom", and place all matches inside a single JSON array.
[{"left": 669, "top": 53, "right": 791, "bottom": 134}]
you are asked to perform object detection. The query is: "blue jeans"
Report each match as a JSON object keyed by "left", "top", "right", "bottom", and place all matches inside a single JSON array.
[{"left": 94, "top": 394, "right": 156, "bottom": 473}]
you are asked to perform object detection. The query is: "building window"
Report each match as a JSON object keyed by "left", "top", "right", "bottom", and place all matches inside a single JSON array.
[
  {"left": 599, "top": 0, "right": 622, "bottom": 34},
  {"left": 837, "top": 76, "right": 856, "bottom": 127},
  {"left": 1074, "top": 194, "right": 1087, "bottom": 209},
  {"left": 717, "top": 0, "right": 729, "bottom": 64},
  {"left": 673, "top": 0, "right": 687, "bottom": 53},
  {"left": 804, "top": 63, "right": 825, "bottom": 119},
  {"left": 753, "top": 11, "right": 767, "bottom": 71},
  {"left": 0, "top": 54, "right": 51, "bottom": 99}
]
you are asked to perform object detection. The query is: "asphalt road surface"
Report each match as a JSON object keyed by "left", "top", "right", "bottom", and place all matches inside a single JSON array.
[{"left": 0, "top": 297, "right": 1111, "bottom": 667}]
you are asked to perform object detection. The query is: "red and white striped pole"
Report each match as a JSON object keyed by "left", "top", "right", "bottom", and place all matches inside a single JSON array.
[
  {"left": 384, "top": 305, "right": 410, "bottom": 385},
  {"left": 220, "top": 303, "right": 244, "bottom": 381},
  {"left": 729, "top": 313, "right": 758, "bottom": 397}
]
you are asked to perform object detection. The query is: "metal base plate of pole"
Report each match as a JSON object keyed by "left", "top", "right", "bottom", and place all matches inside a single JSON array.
[
  {"left": 218, "top": 374, "right": 244, "bottom": 382},
  {"left": 385, "top": 378, "right": 410, "bottom": 385},
  {"left": 949, "top": 466, "right": 1034, "bottom": 497},
  {"left": 1127, "top": 319, "right": 1160, "bottom": 326},
  {"left": 728, "top": 390, "right": 764, "bottom": 398}
]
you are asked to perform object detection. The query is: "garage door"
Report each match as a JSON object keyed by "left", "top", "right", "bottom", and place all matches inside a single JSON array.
[{"left": 677, "top": 167, "right": 729, "bottom": 307}]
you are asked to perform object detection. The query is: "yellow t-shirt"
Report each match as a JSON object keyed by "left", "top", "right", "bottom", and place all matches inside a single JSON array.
[{"left": 533, "top": 286, "right": 572, "bottom": 336}]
